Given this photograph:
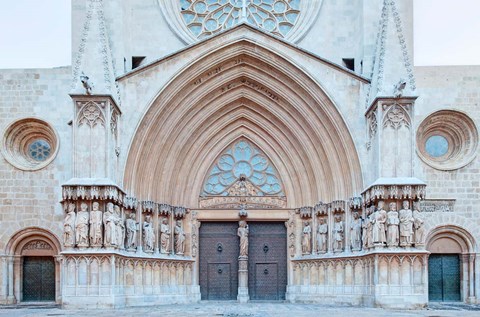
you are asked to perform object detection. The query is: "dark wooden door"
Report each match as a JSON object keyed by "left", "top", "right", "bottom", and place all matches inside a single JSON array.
[
  {"left": 199, "top": 222, "right": 239, "bottom": 300},
  {"left": 23, "top": 256, "right": 55, "bottom": 301},
  {"left": 248, "top": 222, "right": 287, "bottom": 300},
  {"left": 428, "top": 254, "right": 461, "bottom": 301}
]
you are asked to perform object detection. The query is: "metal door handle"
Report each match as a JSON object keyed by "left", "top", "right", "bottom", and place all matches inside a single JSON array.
[
  {"left": 218, "top": 268, "right": 223, "bottom": 274},
  {"left": 217, "top": 243, "right": 223, "bottom": 252},
  {"left": 263, "top": 244, "right": 269, "bottom": 253},
  {"left": 264, "top": 268, "right": 269, "bottom": 275}
]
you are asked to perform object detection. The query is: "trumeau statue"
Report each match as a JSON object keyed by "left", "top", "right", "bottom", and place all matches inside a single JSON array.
[
  {"left": 316, "top": 217, "right": 328, "bottom": 253},
  {"left": 104, "top": 202, "right": 117, "bottom": 247},
  {"left": 302, "top": 221, "right": 312, "bottom": 255},
  {"left": 386, "top": 202, "right": 400, "bottom": 247},
  {"left": 64, "top": 203, "right": 76, "bottom": 247},
  {"left": 333, "top": 214, "right": 344, "bottom": 252},
  {"left": 160, "top": 217, "right": 171, "bottom": 254},
  {"left": 372, "top": 201, "right": 387, "bottom": 245},
  {"left": 413, "top": 201, "right": 425, "bottom": 246},
  {"left": 114, "top": 205, "right": 125, "bottom": 249},
  {"left": 143, "top": 215, "right": 155, "bottom": 252},
  {"left": 174, "top": 220, "right": 186, "bottom": 255},
  {"left": 89, "top": 202, "right": 103, "bottom": 247},
  {"left": 75, "top": 203, "right": 90, "bottom": 247},
  {"left": 238, "top": 220, "right": 249, "bottom": 257},
  {"left": 350, "top": 211, "right": 362, "bottom": 251},
  {"left": 399, "top": 200, "right": 414, "bottom": 247},
  {"left": 125, "top": 213, "right": 138, "bottom": 250}
]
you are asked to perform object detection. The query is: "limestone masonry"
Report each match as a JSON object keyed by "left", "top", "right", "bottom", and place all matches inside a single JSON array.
[{"left": 1, "top": 0, "right": 479, "bottom": 309}]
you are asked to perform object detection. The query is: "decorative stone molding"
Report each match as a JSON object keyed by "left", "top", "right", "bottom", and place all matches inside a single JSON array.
[
  {"left": 199, "top": 196, "right": 287, "bottom": 209},
  {"left": 160, "top": 0, "right": 323, "bottom": 44},
  {"left": 1, "top": 117, "right": 59, "bottom": 171},
  {"left": 62, "top": 182, "right": 126, "bottom": 204},
  {"left": 22, "top": 240, "right": 53, "bottom": 251},
  {"left": 297, "top": 206, "right": 313, "bottom": 218},
  {"left": 362, "top": 182, "right": 426, "bottom": 206},
  {"left": 416, "top": 110, "right": 478, "bottom": 171},
  {"left": 420, "top": 199, "right": 455, "bottom": 213}
]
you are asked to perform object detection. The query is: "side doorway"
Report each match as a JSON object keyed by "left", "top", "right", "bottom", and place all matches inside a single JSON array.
[
  {"left": 248, "top": 222, "right": 287, "bottom": 300},
  {"left": 22, "top": 256, "right": 56, "bottom": 301},
  {"left": 428, "top": 254, "right": 461, "bottom": 301}
]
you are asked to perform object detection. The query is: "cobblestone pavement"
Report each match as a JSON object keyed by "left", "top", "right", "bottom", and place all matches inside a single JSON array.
[{"left": 0, "top": 302, "right": 479, "bottom": 317}]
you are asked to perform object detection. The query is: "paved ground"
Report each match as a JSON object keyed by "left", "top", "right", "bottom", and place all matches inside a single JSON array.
[{"left": 0, "top": 302, "right": 479, "bottom": 317}]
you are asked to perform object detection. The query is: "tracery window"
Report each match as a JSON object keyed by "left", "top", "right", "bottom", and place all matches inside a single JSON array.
[
  {"left": 202, "top": 139, "right": 284, "bottom": 196},
  {"left": 180, "top": 0, "right": 300, "bottom": 40}
]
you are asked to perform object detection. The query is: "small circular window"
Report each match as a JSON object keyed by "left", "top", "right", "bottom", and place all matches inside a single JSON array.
[
  {"left": 28, "top": 139, "right": 52, "bottom": 162},
  {"left": 417, "top": 110, "right": 478, "bottom": 170},
  {"left": 425, "top": 135, "right": 449, "bottom": 158},
  {"left": 2, "top": 118, "right": 59, "bottom": 171}
]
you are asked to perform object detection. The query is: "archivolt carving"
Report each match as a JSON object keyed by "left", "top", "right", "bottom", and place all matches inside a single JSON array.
[{"left": 124, "top": 41, "right": 363, "bottom": 207}]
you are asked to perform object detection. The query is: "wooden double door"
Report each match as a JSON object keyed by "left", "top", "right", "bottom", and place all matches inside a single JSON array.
[{"left": 199, "top": 222, "right": 287, "bottom": 300}]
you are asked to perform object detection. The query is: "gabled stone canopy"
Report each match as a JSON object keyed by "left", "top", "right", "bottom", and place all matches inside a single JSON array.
[{"left": 121, "top": 31, "right": 364, "bottom": 208}]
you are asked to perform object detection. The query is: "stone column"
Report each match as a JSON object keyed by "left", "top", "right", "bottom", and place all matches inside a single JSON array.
[
  {"left": 7, "top": 256, "right": 15, "bottom": 304},
  {"left": 237, "top": 256, "right": 249, "bottom": 303},
  {"left": 468, "top": 254, "right": 476, "bottom": 303},
  {"left": 237, "top": 220, "right": 249, "bottom": 303}
]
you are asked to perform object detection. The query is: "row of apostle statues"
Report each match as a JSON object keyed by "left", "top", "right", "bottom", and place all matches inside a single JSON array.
[
  {"left": 301, "top": 200, "right": 425, "bottom": 255},
  {"left": 63, "top": 202, "right": 186, "bottom": 255}
]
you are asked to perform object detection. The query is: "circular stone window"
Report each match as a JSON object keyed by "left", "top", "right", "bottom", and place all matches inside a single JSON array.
[
  {"left": 160, "top": 0, "right": 323, "bottom": 44},
  {"left": 1, "top": 118, "right": 59, "bottom": 171},
  {"left": 417, "top": 110, "right": 478, "bottom": 170}
]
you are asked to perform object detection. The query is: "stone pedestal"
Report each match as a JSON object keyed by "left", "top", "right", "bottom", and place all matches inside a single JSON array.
[{"left": 237, "top": 256, "right": 249, "bottom": 303}]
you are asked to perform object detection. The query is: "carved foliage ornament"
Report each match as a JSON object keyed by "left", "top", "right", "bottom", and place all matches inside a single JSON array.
[{"left": 22, "top": 240, "right": 53, "bottom": 251}]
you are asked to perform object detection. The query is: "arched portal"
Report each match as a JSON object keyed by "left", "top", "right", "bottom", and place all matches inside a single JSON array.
[
  {"left": 123, "top": 40, "right": 363, "bottom": 207},
  {"left": 4, "top": 228, "right": 61, "bottom": 304},
  {"left": 426, "top": 225, "right": 476, "bottom": 303}
]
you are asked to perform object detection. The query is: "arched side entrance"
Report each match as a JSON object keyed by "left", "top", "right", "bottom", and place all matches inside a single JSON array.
[
  {"left": 4, "top": 228, "right": 61, "bottom": 304},
  {"left": 426, "top": 226, "right": 476, "bottom": 303}
]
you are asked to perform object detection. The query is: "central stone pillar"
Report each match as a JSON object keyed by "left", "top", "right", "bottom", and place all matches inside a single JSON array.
[
  {"left": 237, "top": 255, "right": 249, "bottom": 303},
  {"left": 237, "top": 220, "right": 249, "bottom": 302}
]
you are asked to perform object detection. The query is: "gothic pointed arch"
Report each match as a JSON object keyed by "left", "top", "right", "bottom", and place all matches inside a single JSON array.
[{"left": 123, "top": 37, "right": 363, "bottom": 208}]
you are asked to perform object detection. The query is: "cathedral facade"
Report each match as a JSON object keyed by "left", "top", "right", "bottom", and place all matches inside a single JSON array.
[{"left": 1, "top": 0, "right": 479, "bottom": 309}]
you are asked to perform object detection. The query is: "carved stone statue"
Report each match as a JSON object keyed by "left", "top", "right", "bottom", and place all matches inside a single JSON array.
[
  {"left": 174, "top": 220, "right": 186, "bottom": 255},
  {"left": 125, "top": 213, "right": 138, "bottom": 250},
  {"left": 372, "top": 201, "right": 387, "bottom": 246},
  {"left": 365, "top": 206, "right": 375, "bottom": 248},
  {"left": 333, "top": 215, "right": 344, "bottom": 252},
  {"left": 399, "top": 200, "right": 414, "bottom": 247},
  {"left": 114, "top": 205, "right": 125, "bottom": 249},
  {"left": 350, "top": 211, "right": 362, "bottom": 251},
  {"left": 143, "top": 215, "right": 155, "bottom": 252},
  {"left": 64, "top": 203, "right": 76, "bottom": 247},
  {"left": 393, "top": 79, "right": 407, "bottom": 98},
  {"left": 104, "top": 202, "right": 117, "bottom": 247},
  {"left": 316, "top": 217, "right": 328, "bottom": 253},
  {"left": 160, "top": 217, "right": 170, "bottom": 254},
  {"left": 80, "top": 72, "right": 93, "bottom": 94},
  {"left": 413, "top": 201, "right": 425, "bottom": 246},
  {"left": 386, "top": 202, "right": 400, "bottom": 247},
  {"left": 302, "top": 221, "right": 312, "bottom": 255},
  {"left": 75, "top": 203, "right": 90, "bottom": 247},
  {"left": 237, "top": 220, "right": 249, "bottom": 257},
  {"left": 89, "top": 202, "right": 103, "bottom": 247}
]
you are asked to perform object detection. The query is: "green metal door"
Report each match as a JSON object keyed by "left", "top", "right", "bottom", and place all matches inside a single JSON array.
[
  {"left": 22, "top": 256, "right": 56, "bottom": 301},
  {"left": 428, "top": 254, "right": 461, "bottom": 301}
]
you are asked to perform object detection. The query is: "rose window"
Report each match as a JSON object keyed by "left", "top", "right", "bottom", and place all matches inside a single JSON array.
[
  {"left": 180, "top": 0, "right": 301, "bottom": 39},
  {"left": 202, "top": 139, "right": 284, "bottom": 196}
]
